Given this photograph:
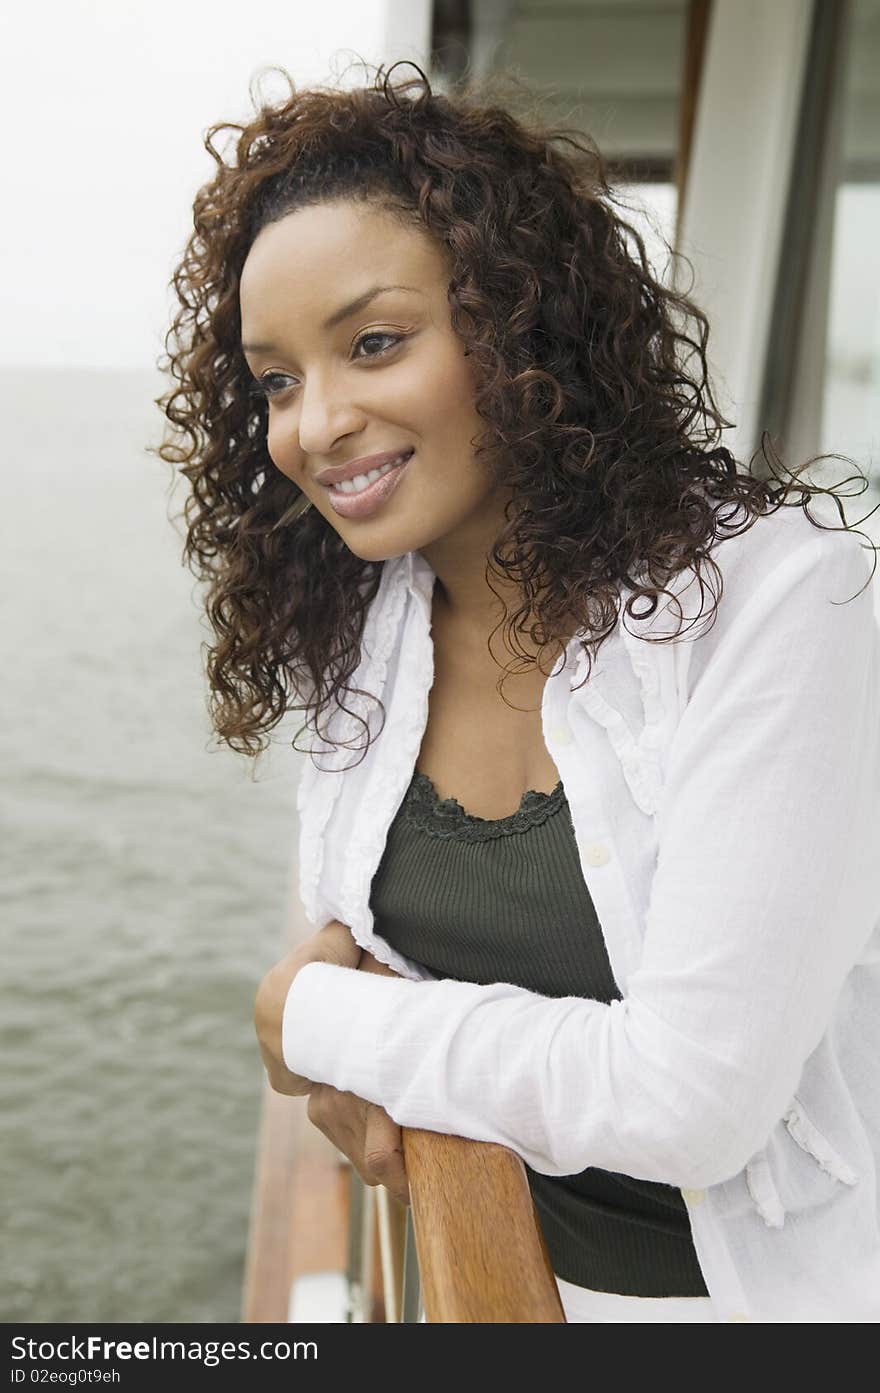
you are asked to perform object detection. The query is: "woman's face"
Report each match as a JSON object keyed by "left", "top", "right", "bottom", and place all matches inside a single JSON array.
[{"left": 238, "top": 198, "right": 511, "bottom": 566}]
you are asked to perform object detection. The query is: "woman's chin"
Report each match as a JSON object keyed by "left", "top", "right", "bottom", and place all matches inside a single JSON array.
[{"left": 334, "top": 526, "right": 415, "bottom": 565}]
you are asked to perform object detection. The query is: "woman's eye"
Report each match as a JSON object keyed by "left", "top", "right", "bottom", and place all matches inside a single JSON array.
[
  {"left": 248, "top": 333, "right": 402, "bottom": 401},
  {"left": 250, "top": 372, "right": 294, "bottom": 399},
  {"left": 353, "top": 331, "right": 402, "bottom": 358}
]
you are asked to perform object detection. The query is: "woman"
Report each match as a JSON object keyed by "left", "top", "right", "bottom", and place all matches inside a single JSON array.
[{"left": 158, "top": 63, "right": 880, "bottom": 1322}]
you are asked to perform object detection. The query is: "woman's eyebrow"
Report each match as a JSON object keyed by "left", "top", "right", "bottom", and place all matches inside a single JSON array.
[{"left": 242, "top": 284, "right": 419, "bottom": 353}]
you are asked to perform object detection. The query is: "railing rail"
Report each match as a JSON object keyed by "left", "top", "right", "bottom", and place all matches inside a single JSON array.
[
  {"left": 341, "top": 1133, "right": 567, "bottom": 1322},
  {"left": 401, "top": 1128, "right": 566, "bottom": 1323}
]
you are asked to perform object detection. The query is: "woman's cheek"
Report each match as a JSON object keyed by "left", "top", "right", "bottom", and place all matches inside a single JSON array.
[{"left": 266, "top": 432, "right": 302, "bottom": 484}]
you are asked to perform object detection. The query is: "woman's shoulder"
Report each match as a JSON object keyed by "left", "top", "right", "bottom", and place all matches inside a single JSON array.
[
  {"left": 716, "top": 498, "right": 867, "bottom": 571},
  {"left": 618, "top": 501, "right": 876, "bottom": 713},
  {"left": 669, "top": 501, "right": 872, "bottom": 635}
]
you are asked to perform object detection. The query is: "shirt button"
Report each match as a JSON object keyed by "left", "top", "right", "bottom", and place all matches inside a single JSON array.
[
  {"left": 549, "top": 722, "right": 573, "bottom": 746},
  {"left": 583, "top": 842, "right": 611, "bottom": 867},
  {"left": 681, "top": 1188, "right": 706, "bottom": 1206}
]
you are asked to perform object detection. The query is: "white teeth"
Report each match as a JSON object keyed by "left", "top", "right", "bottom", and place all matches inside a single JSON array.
[{"left": 335, "top": 453, "right": 411, "bottom": 494}]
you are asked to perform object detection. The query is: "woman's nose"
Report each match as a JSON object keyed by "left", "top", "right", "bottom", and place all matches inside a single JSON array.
[{"left": 296, "top": 374, "right": 367, "bottom": 458}]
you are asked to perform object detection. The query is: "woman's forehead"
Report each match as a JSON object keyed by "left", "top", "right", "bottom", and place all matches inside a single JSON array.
[
  {"left": 239, "top": 204, "right": 444, "bottom": 335},
  {"left": 242, "top": 201, "right": 439, "bottom": 283}
]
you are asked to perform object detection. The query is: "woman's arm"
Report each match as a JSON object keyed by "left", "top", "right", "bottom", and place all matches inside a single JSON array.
[
  {"left": 255, "top": 939, "right": 410, "bottom": 1203},
  {"left": 277, "top": 529, "right": 880, "bottom": 1190},
  {"left": 254, "top": 918, "right": 362, "bottom": 1095},
  {"left": 305, "top": 950, "right": 411, "bottom": 1207}
]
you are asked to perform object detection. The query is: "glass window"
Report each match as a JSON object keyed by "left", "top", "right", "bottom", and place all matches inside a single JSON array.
[
  {"left": 450, "top": 0, "right": 691, "bottom": 278},
  {"left": 822, "top": 0, "right": 880, "bottom": 508}
]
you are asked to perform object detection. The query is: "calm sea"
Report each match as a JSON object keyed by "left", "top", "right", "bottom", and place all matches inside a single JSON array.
[{"left": 2, "top": 367, "right": 304, "bottom": 1322}]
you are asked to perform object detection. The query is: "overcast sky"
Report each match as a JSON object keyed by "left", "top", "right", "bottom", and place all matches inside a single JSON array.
[{"left": 0, "top": 1, "right": 426, "bottom": 371}]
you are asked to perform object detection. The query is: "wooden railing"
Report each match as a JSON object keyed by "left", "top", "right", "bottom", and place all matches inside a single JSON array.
[
  {"left": 403, "top": 1129, "right": 566, "bottom": 1322},
  {"left": 242, "top": 1087, "right": 566, "bottom": 1322}
]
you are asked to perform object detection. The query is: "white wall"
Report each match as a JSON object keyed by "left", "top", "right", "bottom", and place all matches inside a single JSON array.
[{"left": 0, "top": 0, "right": 431, "bottom": 371}]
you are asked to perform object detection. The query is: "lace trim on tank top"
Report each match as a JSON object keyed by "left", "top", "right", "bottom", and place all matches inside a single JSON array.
[{"left": 402, "top": 769, "right": 566, "bottom": 841}]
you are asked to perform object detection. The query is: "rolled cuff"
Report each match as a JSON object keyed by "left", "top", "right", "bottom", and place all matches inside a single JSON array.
[{"left": 281, "top": 960, "right": 413, "bottom": 1104}]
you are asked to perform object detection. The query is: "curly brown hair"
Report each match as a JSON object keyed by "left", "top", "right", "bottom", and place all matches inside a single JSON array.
[{"left": 156, "top": 60, "right": 877, "bottom": 765}]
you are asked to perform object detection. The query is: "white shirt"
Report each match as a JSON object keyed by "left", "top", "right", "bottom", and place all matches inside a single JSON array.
[{"left": 282, "top": 501, "right": 880, "bottom": 1322}]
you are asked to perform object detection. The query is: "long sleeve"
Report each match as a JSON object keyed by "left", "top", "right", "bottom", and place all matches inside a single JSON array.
[{"left": 283, "top": 528, "right": 880, "bottom": 1190}]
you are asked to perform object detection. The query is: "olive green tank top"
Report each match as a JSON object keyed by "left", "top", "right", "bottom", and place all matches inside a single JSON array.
[{"left": 369, "top": 768, "right": 709, "bottom": 1297}]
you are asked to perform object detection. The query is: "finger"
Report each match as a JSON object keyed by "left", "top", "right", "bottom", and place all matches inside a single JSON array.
[
  {"left": 307, "top": 1086, "right": 367, "bottom": 1166},
  {"left": 268, "top": 1065, "right": 313, "bottom": 1097},
  {"left": 305, "top": 1090, "right": 409, "bottom": 1205},
  {"left": 307, "top": 1082, "right": 351, "bottom": 1130},
  {"left": 259, "top": 1042, "right": 312, "bottom": 1097},
  {"left": 358, "top": 950, "right": 400, "bottom": 978},
  {"left": 364, "top": 1103, "right": 410, "bottom": 1206},
  {"left": 318, "top": 921, "right": 364, "bottom": 969}
]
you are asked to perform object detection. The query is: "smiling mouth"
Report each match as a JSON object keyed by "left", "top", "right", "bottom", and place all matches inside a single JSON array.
[
  {"left": 323, "top": 450, "right": 414, "bottom": 519},
  {"left": 325, "top": 450, "right": 414, "bottom": 495}
]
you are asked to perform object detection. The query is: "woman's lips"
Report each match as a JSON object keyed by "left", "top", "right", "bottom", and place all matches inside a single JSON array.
[{"left": 324, "top": 451, "right": 413, "bottom": 520}]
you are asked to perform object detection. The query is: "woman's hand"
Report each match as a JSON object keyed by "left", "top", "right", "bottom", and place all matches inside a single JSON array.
[
  {"left": 254, "top": 918, "right": 362, "bottom": 1097},
  {"left": 307, "top": 949, "right": 410, "bottom": 1206},
  {"left": 255, "top": 929, "right": 410, "bottom": 1204}
]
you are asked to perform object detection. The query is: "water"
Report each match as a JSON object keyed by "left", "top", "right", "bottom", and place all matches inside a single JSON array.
[{"left": 1, "top": 367, "right": 304, "bottom": 1321}]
